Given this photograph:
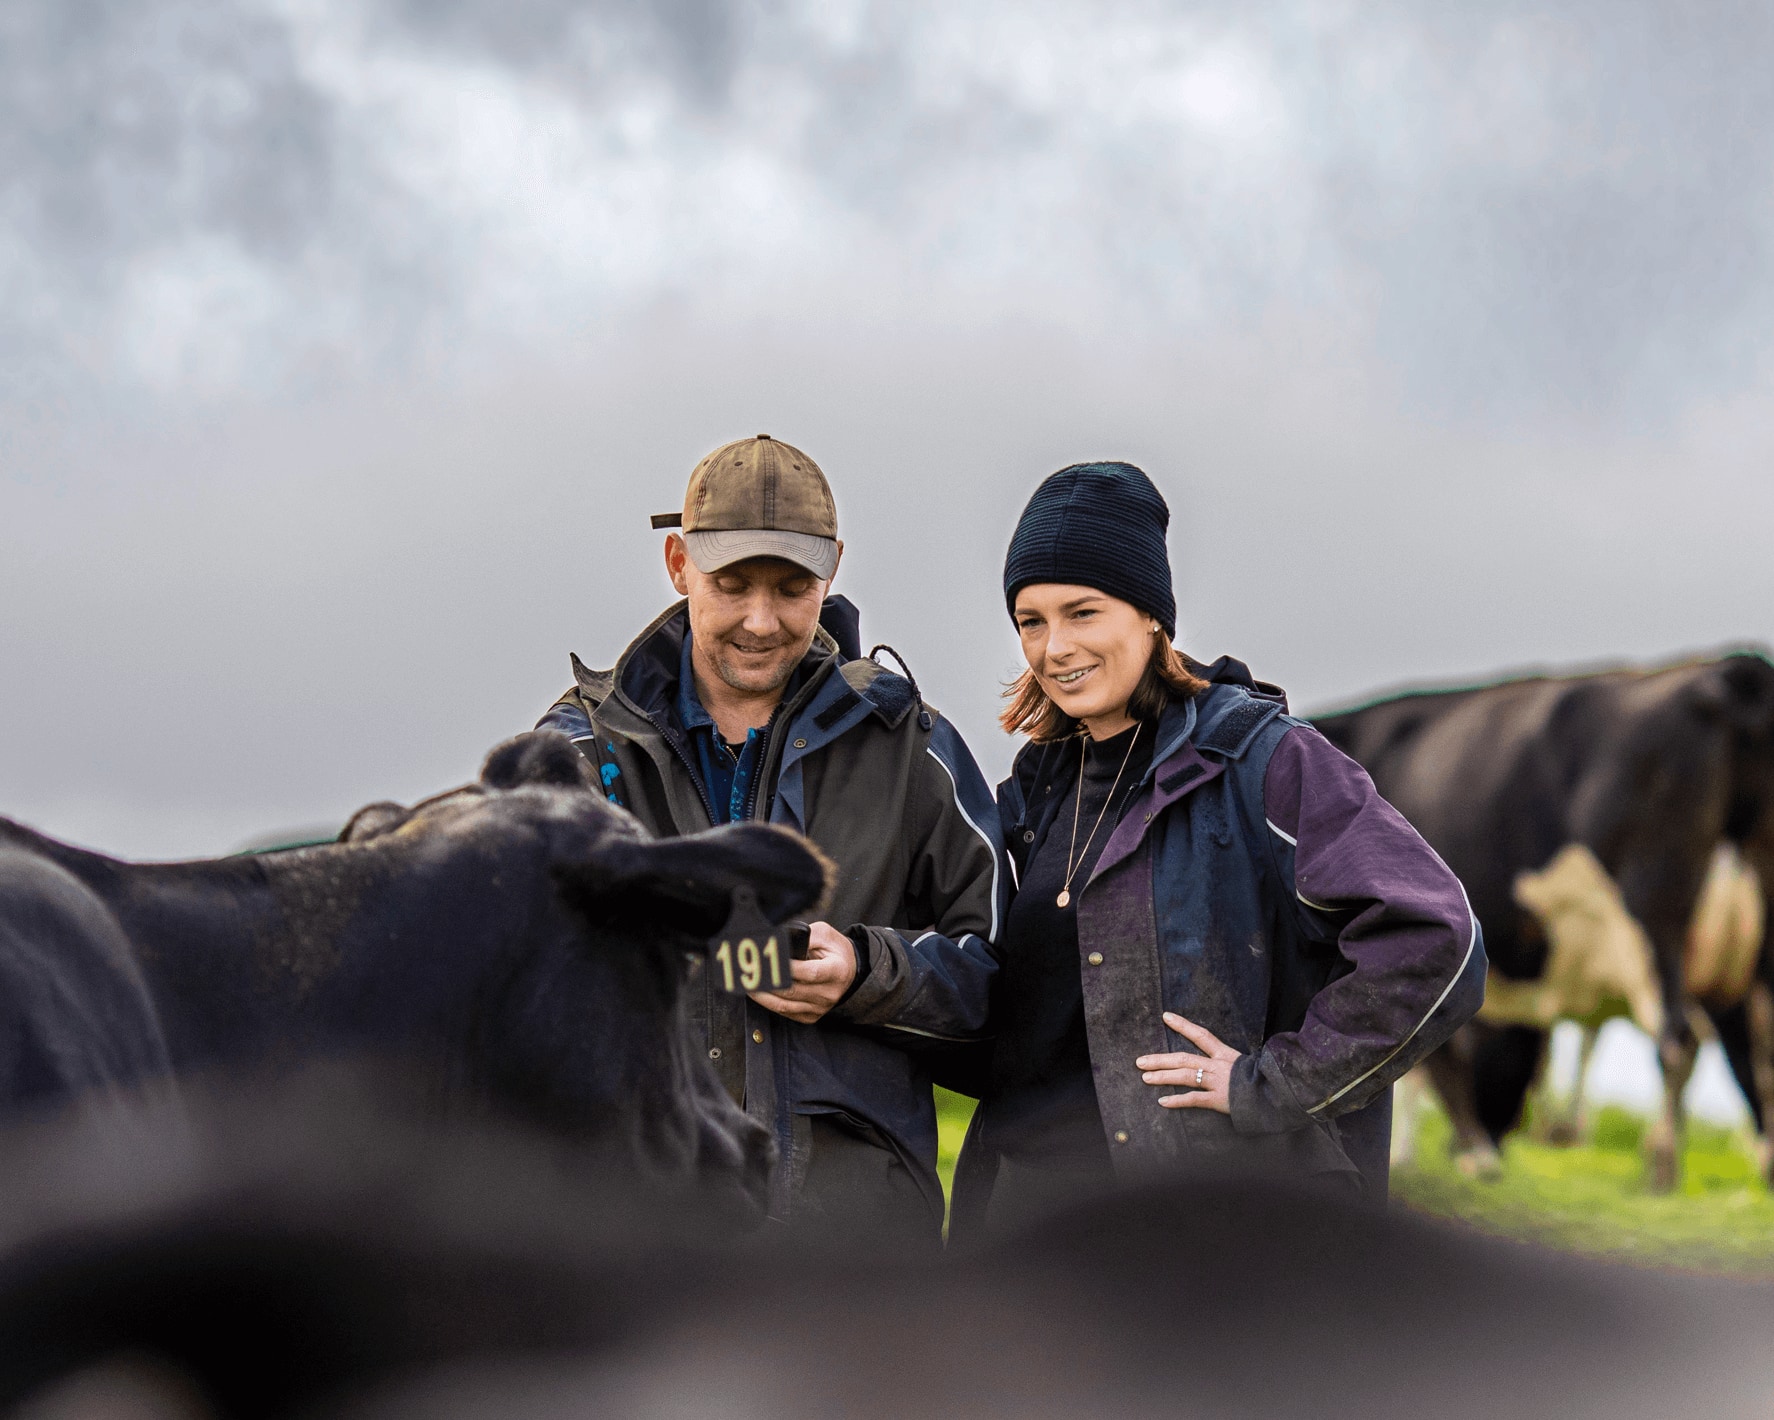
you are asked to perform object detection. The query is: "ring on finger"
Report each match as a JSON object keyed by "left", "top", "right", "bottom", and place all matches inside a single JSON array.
[{"left": 1195, "top": 1066, "right": 1204, "bottom": 1087}]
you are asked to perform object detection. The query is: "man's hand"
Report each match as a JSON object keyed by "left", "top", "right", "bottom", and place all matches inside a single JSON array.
[{"left": 750, "top": 921, "right": 858, "bottom": 1024}]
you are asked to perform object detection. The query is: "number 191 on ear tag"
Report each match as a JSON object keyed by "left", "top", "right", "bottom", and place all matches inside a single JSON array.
[{"left": 708, "top": 885, "right": 789, "bottom": 995}]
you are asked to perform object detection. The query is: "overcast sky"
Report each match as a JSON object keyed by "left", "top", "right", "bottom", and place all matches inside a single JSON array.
[{"left": 6, "top": 0, "right": 1774, "bottom": 865}]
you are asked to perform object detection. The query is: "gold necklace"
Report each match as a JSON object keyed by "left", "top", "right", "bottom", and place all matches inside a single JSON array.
[{"left": 1056, "top": 724, "right": 1141, "bottom": 908}]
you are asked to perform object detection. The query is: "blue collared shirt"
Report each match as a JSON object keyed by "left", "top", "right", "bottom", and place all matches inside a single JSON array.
[{"left": 676, "top": 632, "right": 768, "bottom": 824}]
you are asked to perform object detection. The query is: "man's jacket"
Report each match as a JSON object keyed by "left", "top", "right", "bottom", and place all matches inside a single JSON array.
[
  {"left": 956, "top": 659, "right": 1484, "bottom": 1223},
  {"left": 538, "top": 601, "right": 1007, "bottom": 1219}
]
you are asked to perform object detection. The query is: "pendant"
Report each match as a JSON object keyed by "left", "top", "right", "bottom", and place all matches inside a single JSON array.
[{"left": 1056, "top": 889, "right": 1071, "bottom": 908}]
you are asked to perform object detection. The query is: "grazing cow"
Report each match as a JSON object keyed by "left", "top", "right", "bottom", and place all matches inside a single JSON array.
[
  {"left": 1314, "top": 652, "right": 1774, "bottom": 1189},
  {"left": 1492, "top": 843, "right": 1772, "bottom": 1150},
  {"left": 1, "top": 1082, "right": 1771, "bottom": 1420},
  {"left": 0, "top": 731, "right": 831, "bottom": 1210}
]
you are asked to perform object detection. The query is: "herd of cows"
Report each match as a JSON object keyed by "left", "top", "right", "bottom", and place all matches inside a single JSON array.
[{"left": 2, "top": 651, "right": 1774, "bottom": 1414}]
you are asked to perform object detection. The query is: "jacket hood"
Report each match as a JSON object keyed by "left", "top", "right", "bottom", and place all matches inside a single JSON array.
[
  {"left": 572, "top": 601, "right": 842, "bottom": 726},
  {"left": 1187, "top": 653, "right": 1289, "bottom": 714}
]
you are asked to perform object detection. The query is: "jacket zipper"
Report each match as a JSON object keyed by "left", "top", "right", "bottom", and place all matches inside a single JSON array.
[
  {"left": 634, "top": 652, "right": 836, "bottom": 829},
  {"left": 646, "top": 711, "right": 721, "bottom": 828},
  {"left": 741, "top": 718, "right": 776, "bottom": 822}
]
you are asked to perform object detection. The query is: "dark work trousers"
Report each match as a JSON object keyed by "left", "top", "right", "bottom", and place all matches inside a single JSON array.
[
  {"left": 970, "top": 1142, "right": 1367, "bottom": 1244},
  {"left": 980, "top": 1151, "right": 1115, "bottom": 1239},
  {"left": 796, "top": 1114, "right": 943, "bottom": 1251}
]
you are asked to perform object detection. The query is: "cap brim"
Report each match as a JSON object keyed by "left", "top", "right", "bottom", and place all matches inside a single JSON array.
[{"left": 684, "top": 529, "right": 838, "bottom": 580}]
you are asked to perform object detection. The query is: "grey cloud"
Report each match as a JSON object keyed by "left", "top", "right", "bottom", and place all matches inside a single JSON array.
[
  {"left": 368, "top": 0, "right": 742, "bottom": 102},
  {"left": 0, "top": 1, "right": 334, "bottom": 281},
  {"left": 5, "top": 0, "right": 1774, "bottom": 418},
  {"left": 1312, "top": 2, "right": 1774, "bottom": 418}
]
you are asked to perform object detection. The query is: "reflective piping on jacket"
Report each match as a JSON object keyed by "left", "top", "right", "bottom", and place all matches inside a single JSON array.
[
  {"left": 926, "top": 745, "right": 1003, "bottom": 943},
  {"left": 1306, "top": 880, "right": 1481, "bottom": 1115},
  {"left": 1270, "top": 820, "right": 1339, "bottom": 914},
  {"left": 880, "top": 1022, "right": 979, "bottom": 1042},
  {"left": 902, "top": 928, "right": 986, "bottom": 953}
]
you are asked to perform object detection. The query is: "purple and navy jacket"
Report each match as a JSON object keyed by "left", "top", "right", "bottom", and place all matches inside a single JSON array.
[{"left": 967, "top": 661, "right": 1484, "bottom": 1204}]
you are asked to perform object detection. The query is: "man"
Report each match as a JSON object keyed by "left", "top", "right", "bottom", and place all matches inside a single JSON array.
[{"left": 538, "top": 434, "right": 1005, "bottom": 1241}]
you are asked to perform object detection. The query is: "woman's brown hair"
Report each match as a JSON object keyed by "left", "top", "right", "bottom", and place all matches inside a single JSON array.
[{"left": 1000, "top": 632, "right": 1210, "bottom": 741}]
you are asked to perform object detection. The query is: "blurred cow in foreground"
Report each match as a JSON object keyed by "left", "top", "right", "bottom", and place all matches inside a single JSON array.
[
  {"left": 0, "top": 731, "right": 831, "bottom": 1215},
  {"left": 0, "top": 1078, "right": 1771, "bottom": 1420},
  {"left": 1316, "top": 651, "right": 1774, "bottom": 1189}
]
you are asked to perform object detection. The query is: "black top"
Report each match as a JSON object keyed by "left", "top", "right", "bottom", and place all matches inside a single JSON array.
[{"left": 983, "top": 721, "right": 1153, "bottom": 1163}]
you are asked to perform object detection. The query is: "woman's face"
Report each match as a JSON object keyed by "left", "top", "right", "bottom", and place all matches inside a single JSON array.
[{"left": 1013, "top": 583, "right": 1154, "bottom": 734}]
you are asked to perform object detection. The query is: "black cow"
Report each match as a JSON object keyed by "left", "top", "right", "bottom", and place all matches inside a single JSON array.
[
  {"left": 0, "top": 731, "right": 831, "bottom": 1211},
  {"left": 0, "top": 852, "right": 176, "bottom": 1130},
  {"left": 1314, "top": 652, "right": 1774, "bottom": 1189},
  {"left": 0, "top": 1077, "right": 1770, "bottom": 1420}
]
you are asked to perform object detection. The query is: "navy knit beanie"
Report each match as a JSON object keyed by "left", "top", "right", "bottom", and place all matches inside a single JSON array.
[{"left": 1003, "top": 462, "right": 1176, "bottom": 637}]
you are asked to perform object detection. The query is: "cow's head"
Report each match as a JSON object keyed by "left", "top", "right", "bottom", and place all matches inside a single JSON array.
[{"left": 340, "top": 731, "right": 832, "bottom": 1219}]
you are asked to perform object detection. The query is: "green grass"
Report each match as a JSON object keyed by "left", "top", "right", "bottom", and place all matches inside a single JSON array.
[
  {"left": 936, "top": 1087, "right": 974, "bottom": 1212},
  {"left": 1394, "top": 1104, "right": 1774, "bottom": 1275},
  {"left": 937, "top": 1087, "right": 1774, "bottom": 1274}
]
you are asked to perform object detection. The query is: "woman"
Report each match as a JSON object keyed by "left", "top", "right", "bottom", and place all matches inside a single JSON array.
[{"left": 952, "top": 461, "right": 1485, "bottom": 1235}]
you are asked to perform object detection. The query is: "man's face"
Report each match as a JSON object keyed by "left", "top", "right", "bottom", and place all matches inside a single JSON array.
[{"left": 666, "top": 537, "right": 840, "bottom": 698}]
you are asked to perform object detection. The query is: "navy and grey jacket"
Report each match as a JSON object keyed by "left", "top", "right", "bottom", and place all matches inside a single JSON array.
[
  {"left": 955, "top": 659, "right": 1484, "bottom": 1218},
  {"left": 539, "top": 601, "right": 1007, "bottom": 1221}
]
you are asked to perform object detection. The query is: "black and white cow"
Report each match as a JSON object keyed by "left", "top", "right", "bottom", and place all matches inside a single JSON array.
[
  {"left": 1314, "top": 651, "right": 1774, "bottom": 1189},
  {"left": 0, "top": 731, "right": 830, "bottom": 1211}
]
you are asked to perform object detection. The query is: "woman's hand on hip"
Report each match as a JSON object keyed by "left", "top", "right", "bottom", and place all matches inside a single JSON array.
[{"left": 1135, "top": 1012, "right": 1240, "bottom": 1115}]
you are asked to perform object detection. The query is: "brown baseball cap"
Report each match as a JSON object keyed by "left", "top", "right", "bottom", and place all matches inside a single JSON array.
[{"left": 651, "top": 434, "right": 840, "bottom": 580}]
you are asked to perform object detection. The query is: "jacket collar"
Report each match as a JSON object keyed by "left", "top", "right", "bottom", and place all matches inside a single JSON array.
[
  {"left": 605, "top": 601, "right": 840, "bottom": 732},
  {"left": 1142, "top": 695, "right": 1198, "bottom": 788},
  {"left": 1086, "top": 680, "right": 1285, "bottom": 888},
  {"left": 1133, "top": 657, "right": 1289, "bottom": 791}
]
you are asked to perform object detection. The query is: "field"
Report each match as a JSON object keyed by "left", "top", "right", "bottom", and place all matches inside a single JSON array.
[{"left": 934, "top": 1088, "right": 1774, "bottom": 1273}]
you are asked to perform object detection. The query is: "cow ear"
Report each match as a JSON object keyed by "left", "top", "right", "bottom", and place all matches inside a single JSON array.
[
  {"left": 340, "top": 802, "right": 413, "bottom": 842},
  {"left": 554, "top": 823, "right": 833, "bottom": 941},
  {"left": 482, "top": 731, "right": 598, "bottom": 792},
  {"left": 1696, "top": 654, "right": 1774, "bottom": 732}
]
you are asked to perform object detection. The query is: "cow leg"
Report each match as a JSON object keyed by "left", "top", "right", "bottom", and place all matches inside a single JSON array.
[
  {"left": 1644, "top": 1023, "right": 1698, "bottom": 1194},
  {"left": 1525, "top": 1026, "right": 1588, "bottom": 1147},
  {"left": 1708, "top": 999, "right": 1762, "bottom": 1132},
  {"left": 1422, "top": 1035, "right": 1501, "bottom": 1178},
  {"left": 1747, "top": 983, "right": 1774, "bottom": 1183},
  {"left": 1559, "top": 1022, "right": 1601, "bottom": 1144},
  {"left": 1639, "top": 915, "right": 1699, "bottom": 1193},
  {"left": 1524, "top": 1038, "right": 1563, "bottom": 1145},
  {"left": 1389, "top": 1067, "right": 1426, "bottom": 1169}
]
